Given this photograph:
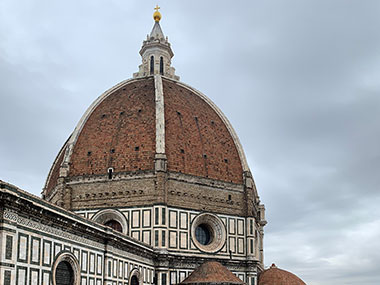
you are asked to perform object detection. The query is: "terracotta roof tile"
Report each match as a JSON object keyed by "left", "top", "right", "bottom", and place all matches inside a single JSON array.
[
  {"left": 180, "top": 261, "right": 244, "bottom": 284},
  {"left": 163, "top": 79, "right": 243, "bottom": 184},
  {"left": 258, "top": 264, "right": 306, "bottom": 285},
  {"left": 69, "top": 78, "right": 156, "bottom": 177}
]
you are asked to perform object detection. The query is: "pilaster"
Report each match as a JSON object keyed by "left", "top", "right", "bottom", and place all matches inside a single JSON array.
[
  {"left": 154, "top": 74, "right": 168, "bottom": 206},
  {"left": 244, "top": 171, "right": 254, "bottom": 216}
]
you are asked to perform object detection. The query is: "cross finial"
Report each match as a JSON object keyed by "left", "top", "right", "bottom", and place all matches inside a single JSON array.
[{"left": 153, "top": 5, "right": 162, "bottom": 22}]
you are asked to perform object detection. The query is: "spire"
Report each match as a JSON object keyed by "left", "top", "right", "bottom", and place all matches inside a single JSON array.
[
  {"left": 133, "top": 6, "right": 179, "bottom": 80},
  {"left": 150, "top": 22, "right": 165, "bottom": 41},
  {"left": 150, "top": 5, "right": 165, "bottom": 40}
]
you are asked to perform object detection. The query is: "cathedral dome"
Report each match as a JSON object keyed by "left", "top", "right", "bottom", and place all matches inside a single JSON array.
[
  {"left": 43, "top": 12, "right": 262, "bottom": 220},
  {"left": 45, "top": 76, "right": 247, "bottom": 195},
  {"left": 258, "top": 264, "right": 306, "bottom": 285}
]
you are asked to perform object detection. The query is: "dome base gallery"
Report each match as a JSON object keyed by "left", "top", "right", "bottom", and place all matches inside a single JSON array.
[{"left": 0, "top": 8, "right": 309, "bottom": 285}]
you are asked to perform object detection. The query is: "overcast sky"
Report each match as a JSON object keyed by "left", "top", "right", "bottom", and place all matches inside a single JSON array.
[{"left": 1, "top": 1, "right": 380, "bottom": 284}]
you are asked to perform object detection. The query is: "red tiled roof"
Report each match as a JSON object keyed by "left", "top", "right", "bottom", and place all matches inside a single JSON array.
[
  {"left": 69, "top": 78, "right": 156, "bottom": 177},
  {"left": 180, "top": 261, "right": 244, "bottom": 284},
  {"left": 163, "top": 79, "right": 243, "bottom": 184},
  {"left": 45, "top": 77, "right": 245, "bottom": 196},
  {"left": 258, "top": 264, "right": 306, "bottom": 285}
]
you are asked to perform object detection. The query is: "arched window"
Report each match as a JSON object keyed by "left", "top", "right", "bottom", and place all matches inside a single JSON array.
[
  {"left": 129, "top": 269, "right": 141, "bottom": 285},
  {"left": 131, "top": 275, "right": 139, "bottom": 285},
  {"left": 92, "top": 209, "right": 128, "bottom": 235},
  {"left": 52, "top": 252, "right": 80, "bottom": 285},
  {"left": 150, "top": 56, "right": 154, "bottom": 75},
  {"left": 55, "top": 261, "right": 74, "bottom": 285},
  {"left": 159, "top": 57, "right": 164, "bottom": 75},
  {"left": 104, "top": 219, "right": 123, "bottom": 232}
]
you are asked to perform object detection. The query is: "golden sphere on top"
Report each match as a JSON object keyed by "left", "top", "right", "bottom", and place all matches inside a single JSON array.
[
  {"left": 153, "top": 11, "right": 161, "bottom": 22},
  {"left": 153, "top": 5, "right": 161, "bottom": 22}
]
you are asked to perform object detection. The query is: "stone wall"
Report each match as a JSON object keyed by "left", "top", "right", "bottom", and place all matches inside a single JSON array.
[{"left": 0, "top": 182, "right": 155, "bottom": 285}]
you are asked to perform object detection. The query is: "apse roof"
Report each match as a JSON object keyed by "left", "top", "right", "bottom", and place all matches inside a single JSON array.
[
  {"left": 180, "top": 261, "right": 244, "bottom": 285},
  {"left": 258, "top": 264, "right": 306, "bottom": 285}
]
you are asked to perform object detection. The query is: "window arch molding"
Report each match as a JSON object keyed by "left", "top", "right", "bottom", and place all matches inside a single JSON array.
[
  {"left": 129, "top": 268, "right": 142, "bottom": 285},
  {"left": 51, "top": 251, "right": 80, "bottom": 285},
  {"left": 92, "top": 209, "right": 129, "bottom": 235}
]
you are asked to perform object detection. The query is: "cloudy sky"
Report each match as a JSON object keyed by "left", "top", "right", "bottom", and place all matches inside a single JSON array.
[{"left": 1, "top": 1, "right": 380, "bottom": 284}]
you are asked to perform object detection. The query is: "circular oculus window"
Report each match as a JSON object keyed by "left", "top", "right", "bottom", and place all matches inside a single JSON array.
[
  {"left": 195, "top": 224, "right": 212, "bottom": 245},
  {"left": 191, "top": 213, "right": 226, "bottom": 253}
]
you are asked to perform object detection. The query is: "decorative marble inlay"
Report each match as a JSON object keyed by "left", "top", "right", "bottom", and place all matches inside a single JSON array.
[{"left": 4, "top": 209, "right": 102, "bottom": 248}]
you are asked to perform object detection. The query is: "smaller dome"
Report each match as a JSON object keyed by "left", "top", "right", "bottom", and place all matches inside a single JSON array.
[
  {"left": 259, "top": 264, "right": 306, "bottom": 285},
  {"left": 180, "top": 261, "right": 244, "bottom": 285}
]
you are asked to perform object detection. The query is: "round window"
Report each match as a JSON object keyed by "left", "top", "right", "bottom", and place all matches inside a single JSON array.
[
  {"left": 195, "top": 224, "right": 212, "bottom": 245},
  {"left": 191, "top": 213, "right": 226, "bottom": 253}
]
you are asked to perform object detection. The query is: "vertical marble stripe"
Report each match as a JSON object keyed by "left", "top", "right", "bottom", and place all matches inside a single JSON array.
[{"left": 154, "top": 75, "right": 165, "bottom": 154}]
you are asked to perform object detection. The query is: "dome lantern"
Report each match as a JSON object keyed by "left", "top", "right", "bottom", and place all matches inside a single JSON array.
[{"left": 133, "top": 6, "right": 179, "bottom": 80}]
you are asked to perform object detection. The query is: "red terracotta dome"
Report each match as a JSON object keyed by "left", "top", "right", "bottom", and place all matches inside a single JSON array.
[
  {"left": 180, "top": 261, "right": 244, "bottom": 284},
  {"left": 259, "top": 264, "right": 306, "bottom": 285},
  {"left": 44, "top": 76, "right": 248, "bottom": 196},
  {"left": 42, "top": 16, "right": 258, "bottom": 218}
]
